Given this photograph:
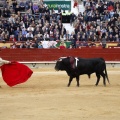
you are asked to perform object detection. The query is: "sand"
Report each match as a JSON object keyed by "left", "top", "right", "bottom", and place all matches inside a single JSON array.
[{"left": 0, "top": 68, "right": 120, "bottom": 120}]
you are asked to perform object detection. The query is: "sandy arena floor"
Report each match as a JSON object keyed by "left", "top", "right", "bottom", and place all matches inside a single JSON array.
[{"left": 0, "top": 68, "right": 120, "bottom": 120}]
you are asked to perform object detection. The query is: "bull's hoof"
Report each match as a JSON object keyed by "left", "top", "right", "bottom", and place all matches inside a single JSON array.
[
  {"left": 95, "top": 84, "right": 98, "bottom": 86},
  {"left": 67, "top": 84, "right": 70, "bottom": 87}
]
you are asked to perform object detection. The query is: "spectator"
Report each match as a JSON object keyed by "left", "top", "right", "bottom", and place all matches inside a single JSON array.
[
  {"left": 42, "top": 40, "right": 49, "bottom": 48},
  {"left": 89, "top": 41, "right": 96, "bottom": 47},
  {"left": 0, "top": 8, "right": 2, "bottom": 17},
  {"left": 4, "top": 34, "right": 9, "bottom": 42},
  {"left": 25, "top": 0, "right": 31, "bottom": 10},
  {"left": 32, "top": 39, "right": 38, "bottom": 48},
  {"left": 21, "top": 27, "right": 27, "bottom": 36},
  {"left": 101, "top": 36, "right": 107, "bottom": 48},
  {"left": 14, "top": 5, "right": 20, "bottom": 14},
  {"left": 70, "top": 35, "right": 75, "bottom": 47},
  {"left": 21, "top": 34, "right": 27, "bottom": 41},
  {"left": 27, "top": 2, "right": 34, "bottom": 15},
  {"left": 83, "top": 0, "right": 87, "bottom": 6},
  {"left": 10, "top": 42, "right": 17, "bottom": 49},
  {"left": 68, "top": 44, "right": 74, "bottom": 49},
  {"left": 63, "top": 30, "right": 71, "bottom": 40},
  {"left": 82, "top": 41, "right": 88, "bottom": 47},
  {"left": 107, "top": 34, "right": 115, "bottom": 42},
  {"left": 14, "top": 27, "right": 20, "bottom": 40},
  {"left": 38, "top": 41, "right": 43, "bottom": 49},
  {"left": 49, "top": 43, "right": 56, "bottom": 48},
  {"left": 9, "top": 35, "right": 16, "bottom": 42},
  {"left": 19, "top": 42, "right": 26, "bottom": 48},
  {"left": 59, "top": 41, "right": 66, "bottom": 49},
  {"left": 2, "top": 8, "right": 11, "bottom": 18},
  {"left": 114, "top": 34, "right": 120, "bottom": 42},
  {"left": 26, "top": 31, "right": 33, "bottom": 39},
  {"left": 49, "top": 29, "right": 54, "bottom": 41},
  {"left": 76, "top": 39, "right": 80, "bottom": 48},
  {"left": 81, "top": 34, "right": 87, "bottom": 41},
  {"left": 12, "top": 0, "right": 18, "bottom": 11},
  {"left": 44, "top": 31, "right": 50, "bottom": 40},
  {"left": 8, "top": 14, "right": 15, "bottom": 23},
  {"left": 19, "top": 0, "right": 26, "bottom": 11},
  {"left": 27, "top": 25, "right": 34, "bottom": 32},
  {"left": 58, "top": 7, "right": 62, "bottom": 14},
  {"left": 32, "top": 3, "right": 39, "bottom": 14},
  {"left": 70, "top": 13, "right": 76, "bottom": 26}
]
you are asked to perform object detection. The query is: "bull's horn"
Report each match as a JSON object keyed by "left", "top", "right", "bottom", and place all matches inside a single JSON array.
[
  {"left": 59, "top": 58, "right": 62, "bottom": 61},
  {"left": 59, "top": 57, "right": 67, "bottom": 59},
  {"left": 58, "top": 57, "right": 67, "bottom": 61}
]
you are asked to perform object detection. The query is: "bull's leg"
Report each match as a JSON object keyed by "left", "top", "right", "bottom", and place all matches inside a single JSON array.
[
  {"left": 68, "top": 76, "right": 73, "bottom": 87},
  {"left": 76, "top": 76, "right": 80, "bottom": 87},
  {"left": 101, "top": 72, "right": 106, "bottom": 86},
  {"left": 95, "top": 73, "right": 100, "bottom": 86}
]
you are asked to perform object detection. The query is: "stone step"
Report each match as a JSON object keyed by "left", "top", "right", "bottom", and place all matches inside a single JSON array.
[
  {"left": 31, "top": 0, "right": 39, "bottom": 3},
  {"left": 63, "top": 23, "right": 74, "bottom": 34},
  {"left": 79, "top": 4, "right": 85, "bottom": 13},
  {"left": 78, "top": 0, "right": 82, "bottom": 4}
]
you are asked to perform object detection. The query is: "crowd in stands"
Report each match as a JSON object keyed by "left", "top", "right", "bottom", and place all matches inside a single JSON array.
[
  {"left": 73, "top": 0, "right": 120, "bottom": 48},
  {"left": 0, "top": 0, "right": 119, "bottom": 49}
]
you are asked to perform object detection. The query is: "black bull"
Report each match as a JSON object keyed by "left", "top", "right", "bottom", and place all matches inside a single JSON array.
[{"left": 55, "top": 57, "right": 110, "bottom": 87}]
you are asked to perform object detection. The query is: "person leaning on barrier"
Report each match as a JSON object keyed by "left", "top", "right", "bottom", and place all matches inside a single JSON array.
[
  {"left": 117, "top": 42, "right": 120, "bottom": 47},
  {"left": 101, "top": 36, "right": 107, "bottom": 48},
  {"left": 62, "top": 10, "right": 67, "bottom": 23},
  {"left": 70, "top": 12, "right": 76, "bottom": 26}
]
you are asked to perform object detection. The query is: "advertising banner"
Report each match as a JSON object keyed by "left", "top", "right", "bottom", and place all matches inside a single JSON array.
[{"left": 44, "top": 1, "right": 71, "bottom": 10}]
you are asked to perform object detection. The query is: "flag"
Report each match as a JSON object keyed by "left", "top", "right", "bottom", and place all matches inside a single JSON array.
[{"left": 0, "top": 61, "right": 33, "bottom": 87}]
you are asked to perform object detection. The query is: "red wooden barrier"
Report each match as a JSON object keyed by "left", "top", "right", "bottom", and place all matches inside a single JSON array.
[{"left": 0, "top": 48, "right": 120, "bottom": 61}]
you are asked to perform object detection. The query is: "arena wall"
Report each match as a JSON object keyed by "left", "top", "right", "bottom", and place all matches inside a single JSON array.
[
  {"left": 0, "top": 48, "right": 120, "bottom": 61},
  {"left": 0, "top": 48, "right": 120, "bottom": 68}
]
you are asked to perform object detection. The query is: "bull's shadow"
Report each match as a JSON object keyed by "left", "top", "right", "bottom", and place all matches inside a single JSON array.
[{"left": 55, "top": 57, "right": 110, "bottom": 87}]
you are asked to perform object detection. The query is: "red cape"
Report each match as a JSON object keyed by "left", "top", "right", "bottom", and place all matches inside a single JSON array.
[{"left": 0, "top": 61, "right": 33, "bottom": 87}]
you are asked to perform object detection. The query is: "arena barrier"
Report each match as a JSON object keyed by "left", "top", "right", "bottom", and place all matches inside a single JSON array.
[
  {"left": 0, "top": 48, "right": 120, "bottom": 68},
  {"left": 19, "top": 61, "right": 120, "bottom": 68}
]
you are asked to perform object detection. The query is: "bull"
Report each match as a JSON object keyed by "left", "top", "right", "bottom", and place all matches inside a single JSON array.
[{"left": 55, "top": 56, "right": 110, "bottom": 87}]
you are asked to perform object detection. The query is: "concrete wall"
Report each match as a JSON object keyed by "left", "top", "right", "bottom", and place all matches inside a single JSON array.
[
  {"left": 22, "top": 62, "right": 120, "bottom": 69},
  {"left": 0, "top": 48, "right": 120, "bottom": 62}
]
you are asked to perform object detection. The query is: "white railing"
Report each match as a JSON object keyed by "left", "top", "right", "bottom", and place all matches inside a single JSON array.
[{"left": 19, "top": 61, "right": 120, "bottom": 68}]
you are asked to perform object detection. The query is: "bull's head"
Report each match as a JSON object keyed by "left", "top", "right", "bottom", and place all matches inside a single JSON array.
[{"left": 55, "top": 57, "right": 68, "bottom": 71}]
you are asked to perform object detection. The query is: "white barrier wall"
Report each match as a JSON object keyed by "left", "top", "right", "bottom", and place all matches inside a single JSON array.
[{"left": 20, "top": 61, "right": 120, "bottom": 69}]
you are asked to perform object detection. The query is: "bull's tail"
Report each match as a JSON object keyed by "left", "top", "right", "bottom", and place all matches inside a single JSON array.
[{"left": 105, "top": 65, "right": 110, "bottom": 84}]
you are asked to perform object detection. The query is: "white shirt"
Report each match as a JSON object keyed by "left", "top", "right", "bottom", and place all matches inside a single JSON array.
[
  {"left": 42, "top": 41, "right": 49, "bottom": 48},
  {"left": 0, "top": 58, "right": 10, "bottom": 65},
  {"left": 26, "top": 32, "right": 33, "bottom": 38}
]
